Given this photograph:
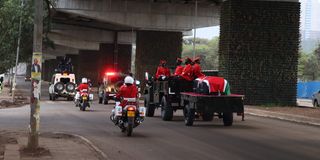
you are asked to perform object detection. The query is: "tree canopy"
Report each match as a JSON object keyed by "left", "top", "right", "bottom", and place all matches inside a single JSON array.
[
  {"left": 0, "top": 0, "right": 34, "bottom": 73},
  {"left": 0, "top": 0, "right": 54, "bottom": 74},
  {"left": 298, "top": 43, "right": 320, "bottom": 81},
  {"left": 182, "top": 37, "right": 219, "bottom": 70}
]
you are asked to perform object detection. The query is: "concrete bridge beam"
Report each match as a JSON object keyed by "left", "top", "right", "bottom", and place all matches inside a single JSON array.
[
  {"left": 55, "top": 0, "right": 220, "bottom": 31},
  {"left": 48, "top": 33, "right": 100, "bottom": 50},
  {"left": 51, "top": 24, "right": 134, "bottom": 45}
]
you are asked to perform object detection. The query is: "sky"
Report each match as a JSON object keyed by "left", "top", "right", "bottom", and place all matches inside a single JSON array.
[
  {"left": 185, "top": 26, "right": 220, "bottom": 40},
  {"left": 195, "top": 26, "right": 220, "bottom": 39}
]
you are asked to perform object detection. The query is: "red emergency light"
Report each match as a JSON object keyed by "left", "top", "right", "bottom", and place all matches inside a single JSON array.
[{"left": 105, "top": 72, "right": 115, "bottom": 76}]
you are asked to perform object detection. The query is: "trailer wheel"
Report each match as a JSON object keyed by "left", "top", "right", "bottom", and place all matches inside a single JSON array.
[
  {"left": 161, "top": 97, "right": 173, "bottom": 121},
  {"left": 145, "top": 96, "right": 155, "bottom": 117},
  {"left": 202, "top": 113, "right": 214, "bottom": 121},
  {"left": 185, "top": 106, "right": 195, "bottom": 126},
  {"left": 223, "top": 112, "right": 233, "bottom": 126}
]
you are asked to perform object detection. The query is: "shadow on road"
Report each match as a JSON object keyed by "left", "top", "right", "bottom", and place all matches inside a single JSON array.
[{"left": 191, "top": 123, "right": 258, "bottom": 130}]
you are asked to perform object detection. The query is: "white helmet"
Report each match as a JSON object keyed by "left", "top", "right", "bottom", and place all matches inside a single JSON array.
[
  {"left": 124, "top": 76, "right": 134, "bottom": 85},
  {"left": 81, "top": 78, "right": 88, "bottom": 83}
]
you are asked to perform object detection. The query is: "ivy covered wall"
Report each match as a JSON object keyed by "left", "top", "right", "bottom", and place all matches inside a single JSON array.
[
  {"left": 219, "top": 0, "right": 300, "bottom": 105},
  {"left": 135, "top": 31, "right": 182, "bottom": 83}
]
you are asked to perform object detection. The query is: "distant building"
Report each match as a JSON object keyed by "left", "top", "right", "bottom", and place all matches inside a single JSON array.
[{"left": 300, "top": 0, "right": 320, "bottom": 40}]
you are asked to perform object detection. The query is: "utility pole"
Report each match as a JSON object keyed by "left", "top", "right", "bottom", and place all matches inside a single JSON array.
[
  {"left": 114, "top": 31, "right": 118, "bottom": 71},
  {"left": 192, "top": 0, "right": 198, "bottom": 59},
  {"left": 12, "top": 0, "right": 24, "bottom": 102},
  {"left": 28, "top": 0, "right": 43, "bottom": 151}
]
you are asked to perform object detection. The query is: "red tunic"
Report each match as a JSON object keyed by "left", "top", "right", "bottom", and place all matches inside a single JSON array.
[
  {"left": 181, "top": 64, "right": 194, "bottom": 81},
  {"left": 116, "top": 84, "right": 138, "bottom": 99},
  {"left": 203, "top": 76, "right": 225, "bottom": 93},
  {"left": 174, "top": 65, "right": 184, "bottom": 76},
  {"left": 78, "top": 83, "right": 89, "bottom": 94},
  {"left": 155, "top": 66, "right": 170, "bottom": 79},
  {"left": 193, "top": 63, "right": 205, "bottom": 79}
]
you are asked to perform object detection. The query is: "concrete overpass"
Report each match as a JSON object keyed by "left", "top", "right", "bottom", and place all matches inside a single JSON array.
[{"left": 43, "top": 0, "right": 300, "bottom": 106}]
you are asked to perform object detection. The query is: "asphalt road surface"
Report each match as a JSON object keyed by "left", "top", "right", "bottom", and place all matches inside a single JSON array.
[{"left": 1, "top": 77, "right": 319, "bottom": 160}]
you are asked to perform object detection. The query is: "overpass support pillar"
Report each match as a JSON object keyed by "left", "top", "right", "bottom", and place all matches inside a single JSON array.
[
  {"left": 99, "top": 43, "right": 132, "bottom": 76},
  {"left": 77, "top": 50, "right": 101, "bottom": 86},
  {"left": 42, "top": 61, "right": 48, "bottom": 81},
  {"left": 219, "top": 0, "right": 300, "bottom": 105},
  {"left": 44, "top": 59, "right": 58, "bottom": 82},
  {"left": 135, "top": 31, "right": 182, "bottom": 83}
]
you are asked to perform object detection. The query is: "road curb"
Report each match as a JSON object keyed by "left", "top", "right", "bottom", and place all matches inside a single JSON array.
[
  {"left": 53, "top": 132, "right": 110, "bottom": 160},
  {"left": 246, "top": 112, "right": 320, "bottom": 127}
]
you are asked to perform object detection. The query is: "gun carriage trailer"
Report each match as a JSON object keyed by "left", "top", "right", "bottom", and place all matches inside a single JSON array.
[{"left": 180, "top": 92, "right": 245, "bottom": 126}]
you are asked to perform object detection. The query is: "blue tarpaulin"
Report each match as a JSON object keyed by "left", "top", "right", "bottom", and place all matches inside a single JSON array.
[{"left": 297, "top": 81, "right": 320, "bottom": 99}]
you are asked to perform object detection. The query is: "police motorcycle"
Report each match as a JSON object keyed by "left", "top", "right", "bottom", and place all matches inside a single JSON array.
[
  {"left": 110, "top": 98, "right": 146, "bottom": 136},
  {"left": 74, "top": 78, "right": 94, "bottom": 111},
  {"left": 110, "top": 79, "right": 145, "bottom": 136},
  {"left": 76, "top": 89, "right": 94, "bottom": 111}
]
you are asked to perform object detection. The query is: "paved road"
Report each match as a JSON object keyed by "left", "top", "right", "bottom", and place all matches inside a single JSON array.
[{"left": 1, "top": 77, "right": 319, "bottom": 160}]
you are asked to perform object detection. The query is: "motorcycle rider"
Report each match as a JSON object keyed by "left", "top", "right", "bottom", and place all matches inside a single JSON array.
[
  {"left": 155, "top": 60, "right": 170, "bottom": 80},
  {"left": 75, "top": 78, "right": 90, "bottom": 106},
  {"left": 112, "top": 76, "right": 138, "bottom": 125},
  {"left": 115, "top": 76, "right": 138, "bottom": 105}
]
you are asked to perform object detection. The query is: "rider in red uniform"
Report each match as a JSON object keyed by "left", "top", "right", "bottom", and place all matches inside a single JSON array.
[
  {"left": 174, "top": 58, "right": 184, "bottom": 76},
  {"left": 155, "top": 60, "right": 170, "bottom": 80},
  {"left": 75, "top": 78, "right": 90, "bottom": 107},
  {"left": 193, "top": 57, "right": 205, "bottom": 79},
  {"left": 116, "top": 76, "right": 138, "bottom": 107},
  {"left": 77, "top": 78, "right": 89, "bottom": 94}
]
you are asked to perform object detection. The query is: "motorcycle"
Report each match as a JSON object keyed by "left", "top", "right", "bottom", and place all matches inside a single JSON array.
[
  {"left": 75, "top": 89, "right": 93, "bottom": 111},
  {"left": 110, "top": 98, "right": 146, "bottom": 136}
]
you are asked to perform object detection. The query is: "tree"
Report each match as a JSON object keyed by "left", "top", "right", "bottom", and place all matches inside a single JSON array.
[
  {"left": 0, "top": 0, "right": 55, "bottom": 74},
  {"left": 182, "top": 37, "right": 219, "bottom": 70},
  {"left": 0, "top": 0, "right": 34, "bottom": 73},
  {"left": 298, "top": 43, "right": 320, "bottom": 81}
]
